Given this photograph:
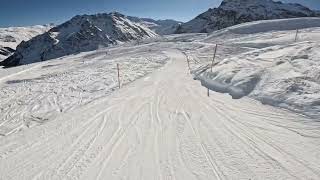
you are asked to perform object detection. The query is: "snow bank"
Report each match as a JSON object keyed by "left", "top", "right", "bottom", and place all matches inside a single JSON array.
[
  {"left": 206, "top": 17, "right": 320, "bottom": 39},
  {"left": 198, "top": 41, "right": 320, "bottom": 117},
  {"left": 197, "top": 71, "right": 260, "bottom": 99}
]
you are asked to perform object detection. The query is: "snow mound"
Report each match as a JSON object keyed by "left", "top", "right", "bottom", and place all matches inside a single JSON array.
[
  {"left": 177, "top": 0, "right": 319, "bottom": 33},
  {"left": 198, "top": 41, "right": 320, "bottom": 118},
  {"left": 0, "top": 12, "right": 157, "bottom": 67}
]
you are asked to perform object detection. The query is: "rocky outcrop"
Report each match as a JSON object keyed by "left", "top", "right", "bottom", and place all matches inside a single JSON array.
[{"left": 0, "top": 46, "right": 15, "bottom": 56}]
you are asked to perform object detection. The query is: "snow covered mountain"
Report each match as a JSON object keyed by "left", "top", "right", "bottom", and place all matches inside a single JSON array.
[
  {"left": 0, "top": 12, "right": 157, "bottom": 67},
  {"left": 127, "top": 16, "right": 181, "bottom": 35},
  {"left": 0, "top": 25, "right": 51, "bottom": 61},
  {"left": 176, "top": 0, "right": 319, "bottom": 33}
]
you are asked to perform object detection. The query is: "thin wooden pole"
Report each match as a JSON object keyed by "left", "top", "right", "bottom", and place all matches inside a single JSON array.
[
  {"left": 187, "top": 56, "right": 191, "bottom": 72},
  {"left": 211, "top": 44, "right": 218, "bottom": 72},
  {"left": 117, "top": 63, "right": 121, "bottom": 89},
  {"left": 207, "top": 88, "right": 210, "bottom": 97},
  {"left": 294, "top": 29, "right": 299, "bottom": 42}
]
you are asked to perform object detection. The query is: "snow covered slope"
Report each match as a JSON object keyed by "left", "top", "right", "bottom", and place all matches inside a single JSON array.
[
  {"left": 0, "top": 12, "right": 157, "bottom": 67},
  {"left": 190, "top": 18, "right": 320, "bottom": 118},
  {"left": 0, "top": 43, "right": 170, "bottom": 136},
  {"left": 1, "top": 48, "right": 320, "bottom": 180},
  {"left": 198, "top": 42, "right": 320, "bottom": 117},
  {"left": 0, "top": 25, "right": 51, "bottom": 61},
  {"left": 128, "top": 16, "right": 181, "bottom": 35},
  {"left": 205, "top": 17, "right": 320, "bottom": 36},
  {"left": 204, "top": 17, "right": 320, "bottom": 47},
  {"left": 176, "top": 0, "right": 319, "bottom": 33}
]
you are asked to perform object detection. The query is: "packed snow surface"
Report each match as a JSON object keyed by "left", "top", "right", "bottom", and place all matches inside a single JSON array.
[
  {"left": 0, "top": 17, "right": 320, "bottom": 179},
  {"left": 0, "top": 44, "right": 169, "bottom": 136}
]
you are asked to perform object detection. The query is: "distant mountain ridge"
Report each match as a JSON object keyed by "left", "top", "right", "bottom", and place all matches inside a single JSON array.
[
  {"left": 0, "top": 25, "right": 52, "bottom": 61},
  {"left": 176, "top": 0, "right": 320, "bottom": 33},
  {"left": 127, "top": 16, "right": 181, "bottom": 35},
  {"left": 0, "top": 12, "right": 157, "bottom": 67}
]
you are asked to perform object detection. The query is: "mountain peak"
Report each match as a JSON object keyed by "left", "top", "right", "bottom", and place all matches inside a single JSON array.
[
  {"left": 109, "top": 11, "right": 125, "bottom": 17},
  {"left": 0, "top": 13, "right": 157, "bottom": 67},
  {"left": 176, "top": 0, "right": 318, "bottom": 33}
]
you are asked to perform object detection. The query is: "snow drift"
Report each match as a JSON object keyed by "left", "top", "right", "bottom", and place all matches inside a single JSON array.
[
  {"left": 196, "top": 17, "right": 320, "bottom": 117},
  {"left": 199, "top": 42, "right": 320, "bottom": 117}
]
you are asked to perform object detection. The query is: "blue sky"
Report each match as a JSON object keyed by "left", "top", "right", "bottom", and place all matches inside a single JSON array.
[{"left": 0, "top": 0, "right": 319, "bottom": 27}]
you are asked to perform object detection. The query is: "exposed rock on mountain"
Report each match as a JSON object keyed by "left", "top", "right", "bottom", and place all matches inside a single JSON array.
[
  {"left": 176, "top": 0, "right": 320, "bottom": 33},
  {"left": 1, "top": 12, "right": 157, "bottom": 67},
  {"left": 0, "top": 25, "right": 51, "bottom": 61},
  {"left": 0, "top": 47, "right": 14, "bottom": 56}
]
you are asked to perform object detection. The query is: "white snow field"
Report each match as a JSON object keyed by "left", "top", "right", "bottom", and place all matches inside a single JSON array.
[
  {"left": 0, "top": 44, "right": 170, "bottom": 136},
  {"left": 0, "top": 18, "right": 320, "bottom": 179},
  {"left": 195, "top": 18, "right": 320, "bottom": 118}
]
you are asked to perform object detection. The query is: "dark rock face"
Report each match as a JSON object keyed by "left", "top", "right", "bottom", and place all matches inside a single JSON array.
[
  {"left": 0, "top": 47, "right": 15, "bottom": 57},
  {"left": 176, "top": 0, "right": 319, "bottom": 33},
  {"left": 2, "top": 35, "right": 17, "bottom": 43},
  {"left": 0, "top": 51, "right": 21, "bottom": 67},
  {"left": 0, "top": 12, "right": 156, "bottom": 67}
]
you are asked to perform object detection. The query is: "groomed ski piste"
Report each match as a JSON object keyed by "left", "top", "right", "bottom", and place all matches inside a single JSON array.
[{"left": 0, "top": 17, "right": 320, "bottom": 179}]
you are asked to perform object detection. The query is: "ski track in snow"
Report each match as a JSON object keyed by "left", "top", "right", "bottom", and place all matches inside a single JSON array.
[
  {"left": 0, "top": 45, "right": 169, "bottom": 136},
  {"left": 0, "top": 48, "right": 319, "bottom": 179}
]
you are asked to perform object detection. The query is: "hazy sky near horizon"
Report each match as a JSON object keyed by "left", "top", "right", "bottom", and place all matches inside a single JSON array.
[{"left": 0, "top": 0, "right": 320, "bottom": 27}]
